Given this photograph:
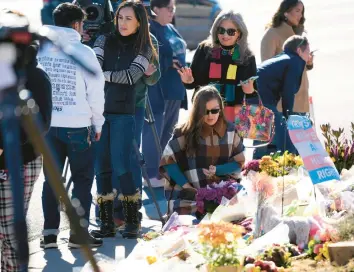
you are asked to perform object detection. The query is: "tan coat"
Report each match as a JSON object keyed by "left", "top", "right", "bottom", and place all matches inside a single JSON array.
[{"left": 260, "top": 22, "right": 309, "bottom": 113}]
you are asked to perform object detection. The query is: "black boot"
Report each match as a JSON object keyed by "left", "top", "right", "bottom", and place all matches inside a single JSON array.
[
  {"left": 119, "top": 190, "right": 141, "bottom": 239},
  {"left": 90, "top": 191, "right": 116, "bottom": 238}
]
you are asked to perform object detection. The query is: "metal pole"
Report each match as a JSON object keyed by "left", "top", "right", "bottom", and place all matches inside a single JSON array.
[
  {"left": 145, "top": 96, "right": 163, "bottom": 156},
  {"left": 21, "top": 101, "right": 100, "bottom": 272},
  {"left": 133, "top": 140, "right": 165, "bottom": 226}
]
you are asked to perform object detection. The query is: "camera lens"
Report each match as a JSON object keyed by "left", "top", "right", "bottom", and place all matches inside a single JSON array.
[{"left": 86, "top": 6, "right": 99, "bottom": 21}]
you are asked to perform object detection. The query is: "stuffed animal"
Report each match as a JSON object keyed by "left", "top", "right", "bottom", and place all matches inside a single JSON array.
[{"left": 259, "top": 205, "right": 321, "bottom": 247}]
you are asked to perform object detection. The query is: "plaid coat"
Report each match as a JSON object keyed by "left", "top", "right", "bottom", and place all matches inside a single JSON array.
[{"left": 160, "top": 119, "right": 245, "bottom": 215}]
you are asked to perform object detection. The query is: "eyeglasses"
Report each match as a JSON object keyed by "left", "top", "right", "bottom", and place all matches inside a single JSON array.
[
  {"left": 205, "top": 108, "right": 220, "bottom": 115},
  {"left": 164, "top": 5, "right": 176, "bottom": 13},
  {"left": 217, "top": 27, "right": 238, "bottom": 36}
]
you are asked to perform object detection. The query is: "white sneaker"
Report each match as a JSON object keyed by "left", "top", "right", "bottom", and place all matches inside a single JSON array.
[{"left": 143, "top": 177, "right": 165, "bottom": 188}]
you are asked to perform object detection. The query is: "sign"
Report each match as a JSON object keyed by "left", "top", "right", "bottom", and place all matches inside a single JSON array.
[{"left": 287, "top": 115, "right": 340, "bottom": 184}]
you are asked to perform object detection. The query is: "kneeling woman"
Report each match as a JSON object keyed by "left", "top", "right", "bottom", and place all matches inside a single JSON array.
[{"left": 160, "top": 86, "right": 245, "bottom": 216}]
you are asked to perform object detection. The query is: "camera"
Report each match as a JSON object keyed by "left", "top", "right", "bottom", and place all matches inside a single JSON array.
[{"left": 75, "top": 0, "right": 115, "bottom": 45}]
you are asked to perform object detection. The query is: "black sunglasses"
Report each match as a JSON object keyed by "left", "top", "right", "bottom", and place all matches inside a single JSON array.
[
  {"left": 205, "top": 108, "right": 220, "bottom": 115},
  {"left": 217, "top": 27, "right": 238, "bottom": 36}
]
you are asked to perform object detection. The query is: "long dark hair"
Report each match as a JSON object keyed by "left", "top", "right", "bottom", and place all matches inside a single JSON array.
[
  {"left": 115, "top": 1, "right": 157, "bottom": 59},
  {"left": 268, "top": 0, "right": 305, "bottom": 34},
  {"left": 178, "top": 86, "right": 226, "bottom": 156}
]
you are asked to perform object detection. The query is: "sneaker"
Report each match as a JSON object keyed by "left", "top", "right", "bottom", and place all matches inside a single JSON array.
[
  {"left": 40, "top": 235, "right": 58, "bottom": 249},
  {"left": 143, "top": 177, "right": 165, "bottom": 188},
  {"left": 68, "top": 233, "right": 103, "bottom": 248}
]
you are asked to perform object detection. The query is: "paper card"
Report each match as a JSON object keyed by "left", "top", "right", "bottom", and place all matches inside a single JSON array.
[
  {"left": 209, "top": 62, "right": 222, "bottom": 79},
  {"left": 226, "top": 64, "right": 237, "bottom": 80}
]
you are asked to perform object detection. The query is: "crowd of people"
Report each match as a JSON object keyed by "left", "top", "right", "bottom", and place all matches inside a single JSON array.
[{"left": 0, "top": 0, "right": 314, "bottom": 270}]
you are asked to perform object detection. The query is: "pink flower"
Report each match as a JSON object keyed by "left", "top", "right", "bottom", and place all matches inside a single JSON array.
[{"left": 314, "top": 244, "right": 323, "bottom": 254}]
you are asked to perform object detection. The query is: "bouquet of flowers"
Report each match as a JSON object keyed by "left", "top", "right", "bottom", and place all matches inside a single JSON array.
[
  {"left": 249, "top": 172, "right": 276, "bottom": 238},
  {"left": 195, "top": 181, "right": 242, "bottom": 217},
  {"left": 321, "top": 122, "right": 354, "bottom": 173},
  {"left": 243, "top": 151, "right": 303, "bottom": 178},
  {"left": 197, "top": 222, "right": 245, "bottom": 271}
]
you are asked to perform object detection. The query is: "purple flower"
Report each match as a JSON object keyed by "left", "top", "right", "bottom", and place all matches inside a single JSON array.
[
  {"left": 205, "top": 189, "right": 217, "bottom": 201},
  {"left": 196, "top": 200, "right": 204, "bottom": 213}
]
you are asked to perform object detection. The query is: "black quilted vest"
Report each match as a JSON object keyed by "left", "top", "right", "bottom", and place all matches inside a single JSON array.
[{"left": 103, "top": 34, "right": 136, "bottom": 115}]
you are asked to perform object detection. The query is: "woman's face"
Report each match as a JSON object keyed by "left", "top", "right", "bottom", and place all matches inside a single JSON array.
[
  {"left": 217, "top": 19, "right": 240, "bottom": 47},
  {"left": 203, "top": 99, "right": 221, "bottom": 126},
  {"left": 285, "top": 2, "right": 303, "bottom": 26},
  {"left": 154, "top": 0, "right": 175, "bottom": 26},
  {"left": 117, "top": 7, "right": 140, "bottom": 36}
]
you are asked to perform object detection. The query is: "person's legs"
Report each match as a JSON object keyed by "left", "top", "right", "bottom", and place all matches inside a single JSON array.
[
  {"left": 160, "top": 100, "right": 182, "bottom": 153},
  {"left": 56, "top": 127, "right": 102, "bottom": 247},
  {"left": 109, "top": 114, "right": 140, "bottom": 238},
  {"left": 93, "top": 119, "right": 117, "bottom": 238},
  {"left": 41, "top": 127, "right": 66, "bottom": 248},
  {"left": 142, "top": 111, "right": 164, "bottom": 180},
  {"left": 114, "top": 108, "right": 145, "bottom": 229},
  {"left": 0, "top": 157, "right": 42, "bottom": 271}
]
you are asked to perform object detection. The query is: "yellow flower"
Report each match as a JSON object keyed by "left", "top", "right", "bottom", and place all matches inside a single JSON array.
[
  {"left": 331, "top": 157, "right": 336, "bottom": 163},
  {"left": 146, "top": 256, "right": 157, "bottom": 264},
  {"left": 294, "top": 156, "right": 303, "bottom": 166}
]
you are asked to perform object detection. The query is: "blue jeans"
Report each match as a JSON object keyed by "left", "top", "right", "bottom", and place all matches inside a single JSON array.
[
  {"left": 42, "top": 127, "right": 94, "bottom": 234},
  {"left": 142, "top": 100, "right": 181, "bottom": 179},
  {"left": 95, "top": 114, "right": 136, "bottom": 196}
]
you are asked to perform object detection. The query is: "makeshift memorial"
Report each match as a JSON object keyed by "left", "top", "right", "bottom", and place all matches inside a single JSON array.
[{"left": 321, "top": 122, "right": 354, "bottom": 173}]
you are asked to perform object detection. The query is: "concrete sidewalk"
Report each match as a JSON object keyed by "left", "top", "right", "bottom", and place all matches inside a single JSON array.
[{"left": 28, "top": 188, "right": 167, "bottom": 271}]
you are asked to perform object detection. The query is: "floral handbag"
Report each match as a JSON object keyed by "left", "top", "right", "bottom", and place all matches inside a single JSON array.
[{"left": 233, "top": 91, "right": 275, "bottom": 146}]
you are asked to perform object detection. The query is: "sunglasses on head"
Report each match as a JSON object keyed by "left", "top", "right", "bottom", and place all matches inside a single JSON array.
[
  {"left": 217, "top": 27, "right": 238, "bottom": 36},
  {"left": 205, "top": 108, "right": 220, "bottom": 115}
]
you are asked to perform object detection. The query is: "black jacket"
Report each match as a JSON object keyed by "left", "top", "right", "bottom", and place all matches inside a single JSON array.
[{"left": 0, "top": 44, "right": 52, "bottom": 169}]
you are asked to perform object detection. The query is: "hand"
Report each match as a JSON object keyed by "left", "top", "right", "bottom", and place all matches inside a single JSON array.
[
  {"left": 81, "top": 30, "right": 91, "bottom": 43},
  {"left": 95, "top": 132, "right": 102, "bottom": 141},
  {"left": 307, "top": 53, "right": 314, "bottom": 66},
  {"left": 240, "top": 79, "right": 255, "bottom": 94},
  {"left": 172, "top": 59, "right": 182, "bottom": 70},
  {"left": 145, "top": 63, "right": 157, "bottom": 76},
  {"left": 0, "top": 149, "right": 3, "bottom": 156},
  {"left": 209, "top": 165, "right": 216, "bottom": 175},
  {"left": 177, "top": 67, "right": 194, "bottom": 84}
]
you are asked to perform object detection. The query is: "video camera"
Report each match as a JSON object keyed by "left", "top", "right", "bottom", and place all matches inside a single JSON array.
[{"left": 75, "top": 0, "right": 116, "bottom": 46}]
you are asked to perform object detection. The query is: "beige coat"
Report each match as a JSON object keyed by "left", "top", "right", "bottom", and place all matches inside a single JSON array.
[{"left": 260, "top": 22, "right": 309, "bottom": 113}]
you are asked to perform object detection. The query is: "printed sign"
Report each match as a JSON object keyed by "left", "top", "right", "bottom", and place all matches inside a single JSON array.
[
  {"left": 38, "top": 56, "right": 77, "bottom": 113},
  {"left": 287, "top": 115, "right": 340, "bottom": 184}
]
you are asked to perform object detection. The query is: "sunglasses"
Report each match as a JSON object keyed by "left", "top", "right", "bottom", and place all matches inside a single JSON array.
[
  {"left": 217, "top": 27, "right": 238, "bottom": 36},
  {"left": 205, "top": 108, "right": 220, "bottom": 115}
]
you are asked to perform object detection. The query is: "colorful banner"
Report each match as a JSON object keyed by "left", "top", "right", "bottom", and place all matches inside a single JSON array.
[{"left": 287, "top": 115, "right": 340, "bottom": 184}]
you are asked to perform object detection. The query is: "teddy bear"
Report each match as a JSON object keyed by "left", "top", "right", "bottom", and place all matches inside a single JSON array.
[{"left": 258, "top": 204, "right": 321, "bottom": 248}]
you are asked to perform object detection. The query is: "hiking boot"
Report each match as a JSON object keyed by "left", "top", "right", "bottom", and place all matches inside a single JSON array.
[{"left": 90, "top": 191, "right": 116, "bottom": 238}]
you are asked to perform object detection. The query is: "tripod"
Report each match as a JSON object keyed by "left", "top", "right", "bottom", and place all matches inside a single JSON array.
[{"left": 0, "top": 14, "right": 99, "bottom": 272}]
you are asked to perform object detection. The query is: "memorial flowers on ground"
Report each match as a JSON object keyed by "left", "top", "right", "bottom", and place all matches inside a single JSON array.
[{"left": 321, "top": 122, "right": 354, "bottom": 173}]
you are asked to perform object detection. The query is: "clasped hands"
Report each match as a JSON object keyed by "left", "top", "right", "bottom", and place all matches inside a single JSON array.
[{"left": 182, "top": 165, "right": 216, "bottom": 191}]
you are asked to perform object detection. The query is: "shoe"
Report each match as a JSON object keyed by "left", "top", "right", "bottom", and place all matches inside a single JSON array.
[
  {"left": 90, "top": 191, "right": 116, "bottom": 239},
  {"left": 118, "top": 186, "right": 142, "bottom": 238},
  {"left": 143, "top": 177, "right": 165, "bottom": 188},
  {"left": 68, "top": 233, "right": 103, "bottom": 248},
  {"left": 40, "top": 235, "right": 58, "bottom": 249}
]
